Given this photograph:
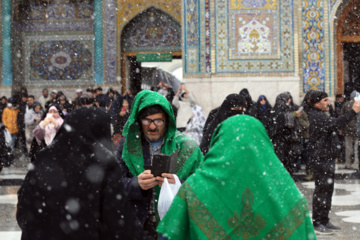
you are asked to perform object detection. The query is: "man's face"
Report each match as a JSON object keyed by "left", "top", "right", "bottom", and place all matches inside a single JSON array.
[
  {"left": 27, "top": 97, "right": 34, "bottom": 106},
  {"left": 108, "top": 92, "right": 114, "bottom": 99},
  {"left": 315, "top": 97, "right": 330, "bottom": 112},
  {"left": 1, "top": 99, "right": 6, "bottom": 104},
  {"left": 51, "top": 92, "right": 57, "bottom": 99},
  {"left": 43, "top": 91, "right": 48, "bottom": 97},
  {"left": 141, "top": 112, "right": 167, "bottom": 142},
  {"left": 77, "top": 92, "right": 82, "bottom": 97},
  {"left": 22, "top": 97, "right": 27, "bottom": 103}
]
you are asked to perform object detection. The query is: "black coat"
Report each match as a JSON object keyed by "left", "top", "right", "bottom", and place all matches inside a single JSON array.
[
  {"left": 252, "top": 98, "right": 273, "bottom": 133},
  {"left": 308, "top": 107, "right": 356, "bottom": 162},
  {"left": 17, "top": 107, "right": 144, "bottom": 240}
]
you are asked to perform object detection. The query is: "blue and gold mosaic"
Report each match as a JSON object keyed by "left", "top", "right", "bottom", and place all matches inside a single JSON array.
[
  {"left": 214, "top": 0, "right": 295, "bottom": 73},
  {"left": 302, "top": 0, "right": 325, "bottom": 91},
  {"left": 24, "top": 35, "right": 94, "bottom": 86}
]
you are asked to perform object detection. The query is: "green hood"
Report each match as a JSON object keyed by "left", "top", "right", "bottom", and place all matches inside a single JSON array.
[
  {"left": 122, "top": 90, "right": 202, "bottom": 180},
  {"left": 157, "top": 115, "right": 316, "bottom": 240}
]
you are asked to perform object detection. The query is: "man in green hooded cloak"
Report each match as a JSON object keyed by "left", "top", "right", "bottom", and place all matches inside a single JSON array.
[
  {"left": 157, "top": 115, "right": 316, "bottom": 240},
  {"left": 116, "top": 90, "right": 204, "bottom": 238}
]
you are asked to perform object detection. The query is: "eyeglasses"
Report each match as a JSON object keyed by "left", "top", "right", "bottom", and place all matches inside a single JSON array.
[{"left": 141, "top": 118, "right": 165, "bottom": 126}]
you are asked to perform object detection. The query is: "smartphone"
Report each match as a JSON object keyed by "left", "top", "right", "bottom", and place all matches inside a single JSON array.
[{"left": 46, "top": 113, "right": 53, "bottom": 118}]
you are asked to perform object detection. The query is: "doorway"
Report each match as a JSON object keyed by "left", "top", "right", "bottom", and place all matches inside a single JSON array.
[
  {"left": 336, "top": 0, "right": 360, "bottom": 95},
  {"left": 120, "top": 7, "right": 182, "bottom": 94}
]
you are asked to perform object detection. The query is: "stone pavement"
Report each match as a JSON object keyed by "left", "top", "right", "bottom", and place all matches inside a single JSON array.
[{"left": 0, "top": 163, "right": 359, "bottom": 240}]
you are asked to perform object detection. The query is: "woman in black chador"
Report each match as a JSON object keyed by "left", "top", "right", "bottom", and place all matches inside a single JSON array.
[
  {"left": 17, "top": 107, "right": 144, "bottom": 240},
  {"left": 200, "top": 93, "right": 246, "bottom": 155}
]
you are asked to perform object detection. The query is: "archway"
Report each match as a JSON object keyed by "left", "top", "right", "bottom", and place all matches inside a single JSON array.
[
  {"left": 336, "top": 0, "right": 360, "bottom": 96},
  {"left": 120, "top": 7, "right": 182, "bottom": 94}
]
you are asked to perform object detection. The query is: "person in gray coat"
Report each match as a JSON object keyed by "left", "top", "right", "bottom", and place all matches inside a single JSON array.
[{"left": 341, "top": 90, "right": 359, "bottom": 170}]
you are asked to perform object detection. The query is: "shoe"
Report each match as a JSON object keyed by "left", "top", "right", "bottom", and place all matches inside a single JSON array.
[
  {"left": 324, "top": 221, "right": 341, "bottom": 231},
  {"left": 314, "top": 224, "right": 334, "bottom": 235}
]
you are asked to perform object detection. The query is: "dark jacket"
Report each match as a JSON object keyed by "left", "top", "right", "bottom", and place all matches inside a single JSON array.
[
  {"left": 252, "top": 96, "right": 273, "bottom": 133},
  {"left": 17, "top": 107, "right": 144, "bottom": 240},
  {"left": 309, "top": 107, "right": 356, "bottom": 161},
  {"left": 116, "top": 136, "right": 153, "bottom": 226},
  {"left": 341, "top": 99, "right": 358, "bottom": 137},
  {"left": 0, "top": 103, "right": 6, "bottom": 122}
]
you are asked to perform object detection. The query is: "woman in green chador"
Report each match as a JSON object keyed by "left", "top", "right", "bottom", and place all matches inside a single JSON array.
[{"left": 157, "top": 115, "right": 316, "bottom": 240}]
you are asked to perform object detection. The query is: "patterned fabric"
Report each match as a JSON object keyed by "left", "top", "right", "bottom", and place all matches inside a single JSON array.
[
  {"left": 185, "top": 105, "right": 206, "bottom": 145},
  {"left": 157, "top": 115, "right": 316, "bottom": 240}
]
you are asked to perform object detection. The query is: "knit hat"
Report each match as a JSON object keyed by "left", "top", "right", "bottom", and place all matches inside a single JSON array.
[
  {"left": 76, "top": 88, "right": 83, "bottom": 93},
  {"left": 138, "top": 105, "right": 167, "bottom": 120},
  {"left": 309, "top": 91, "right": 328, "bottom": 106}
]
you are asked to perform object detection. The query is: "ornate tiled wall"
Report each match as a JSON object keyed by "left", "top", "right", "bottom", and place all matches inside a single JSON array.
[
  {"left": 184, "top": 0, "right": 201, "bottom": 74},
  {"left": 116, "top": 0, "right": 182, "bottom": 79},
  {"left": 184, "top": 0, "right": 299, "bottom": 76},
  {"left": 302, "top": 0, "right": 327, "bottom": 92},
  {"left": 122, "top": 8, "right": 181, "bottom": 52},
  {"left": 24, "top": 34, "right": 94, "bottom": 86},
  {"left": 13, "top": 1, "right": 98, "bottom": 87},
  {"left": 215, "top": 0, "right": 296, "bottom": 74}
]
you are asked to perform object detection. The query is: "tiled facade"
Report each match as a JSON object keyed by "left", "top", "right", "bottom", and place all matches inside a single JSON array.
[{"left": 0, "top": 0, "right": 357, "bottom": 101}]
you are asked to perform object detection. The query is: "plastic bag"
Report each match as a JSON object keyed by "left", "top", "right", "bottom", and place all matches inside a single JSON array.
[
  {"left": 355, "top": 92, "right": 360, "bottom": 101},
  {"left": 4, "top": 128, "right": 12, "bottom": 148},
  {"left": 158, "top": 174, "right": 181, "bottom": 220}
]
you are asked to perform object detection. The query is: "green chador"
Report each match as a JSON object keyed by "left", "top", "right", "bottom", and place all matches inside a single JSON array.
[{"left": 157, "top": 115, "right": 316, "bottom": 240}]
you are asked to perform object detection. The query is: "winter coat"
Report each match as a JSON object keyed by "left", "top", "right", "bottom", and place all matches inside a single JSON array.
[
  {"left": 341, "top": 100, "right": 358, "bottom": 137},
  {"left": 252, "top": 95, "right": 273, "bottom": 133},
  {"left": 308, "top": 107, "right": 356, "bottom": 161},
  {"left": 0, "top": 103, "right": 6, "bottom": 122},
  {"left": 117, "top": 90, "right": 204, "bottom": 226},
  {"left": 17, "top": 107, "right": 144, "bottom": 240},
  {"left": 37, "top": 95, "right": 49, "bottom": 110},
  {"left": 172, "top": 93, "right": 196, "bottom": 128},
  {"left": 2, "top": 106, "right": 19, "bottom": 134},
  {"left": 296, "top": 110, "right": 310, "bottom": 139},
  {"left": 0, "top": 123, "right": 13, "bottom": 168},
  {"left": 269, "top": 93, "right": 294, "bottom": 143},
  {"left": 202, "top": 106, "right": 219, "bottom": 137}
]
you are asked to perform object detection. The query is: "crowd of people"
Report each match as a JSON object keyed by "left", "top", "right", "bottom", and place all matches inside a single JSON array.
[{"left": 0, "top": 84, "right": 359, "bottom": 238}]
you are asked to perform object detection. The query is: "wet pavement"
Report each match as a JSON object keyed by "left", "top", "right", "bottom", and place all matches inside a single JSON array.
[{"left": 0, "top": 163, "right": 359, "bottom": 239}]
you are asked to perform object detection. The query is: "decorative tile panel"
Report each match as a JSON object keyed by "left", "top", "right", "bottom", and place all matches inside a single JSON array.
[
  {"left": 78, "top": 2, "right": 94, "bottom": 19},
  {"left": 24, "top": 34, "right": 94, "bottom": 86},
  {"left": 46, "top": 3, "right": 75, "bottom": 20},
  {"left": 215, "top": 0, "right": 295, "bottom": 73},
  {"left": 302, "top": 0, "right": 326, "bottom": 91},
  {"left": 28, "top": 5, "right": 43, "bottom": 20},
  {"left": 122, "top": 9, "right": 181, "bottom": 52},
  {"left": 184, "top": 0, "right": 200, "bottom": 74},
  {"left": 205, "top": 0, "right": 211, "bottom": 73},
  {"left": 117, "top": 0, "right": 181, "bottom": 31}
]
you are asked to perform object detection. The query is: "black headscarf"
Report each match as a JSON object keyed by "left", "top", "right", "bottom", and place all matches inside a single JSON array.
[
  {"left": 200, "top": 94, "right": 246, "bottom": 155},
  {"left": 302, "top": 90, "right": 316, "bottom": 114},
  {"left": 17, "top": 107, "right": 144, "bottom": 240},
  {"left": 239, "top": 88, "right": 254, "bottom": 110},
  {"left": 274, "top": 93, "right": 292, "bottom": 113}
]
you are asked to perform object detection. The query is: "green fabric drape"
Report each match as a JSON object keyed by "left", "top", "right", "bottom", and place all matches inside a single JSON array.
[{"left": 157, "top": 115, "right": 316, "bottom": 240}]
